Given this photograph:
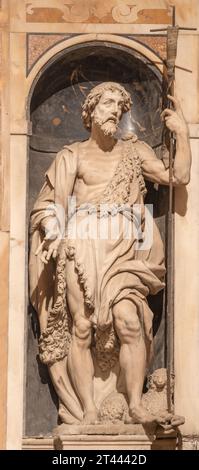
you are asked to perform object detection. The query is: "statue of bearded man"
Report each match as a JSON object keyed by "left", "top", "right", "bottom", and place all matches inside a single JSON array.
[{"left": 29, "top": 82, "right": 191, "bottom": 426}]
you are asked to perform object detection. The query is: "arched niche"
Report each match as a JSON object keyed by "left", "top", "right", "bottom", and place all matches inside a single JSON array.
[{"left": 26, "top": 39, "right": 168, "bottom": 436}]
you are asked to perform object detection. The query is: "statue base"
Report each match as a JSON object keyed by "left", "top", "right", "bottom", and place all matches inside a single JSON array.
[{"left": 53, "top": 423, "right": 156, "bottom": 450}]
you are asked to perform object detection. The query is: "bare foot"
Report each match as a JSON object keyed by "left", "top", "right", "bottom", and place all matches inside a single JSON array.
[
  {"left": 82, "top": 409, "right": 99, "bottom": 425},
  {"left": 170, "top": 414, "right": 185, "bottom": 427},
  {"left": 157, "top": 413, "right": 185, "bottom": 433},
  {"left": 129, "top": 405, "right": 166, "bottom": 425}
]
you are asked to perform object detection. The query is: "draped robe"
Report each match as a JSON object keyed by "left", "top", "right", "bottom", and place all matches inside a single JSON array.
[{"left": 29, "top": 138, "right": 165, "bottom": 423}]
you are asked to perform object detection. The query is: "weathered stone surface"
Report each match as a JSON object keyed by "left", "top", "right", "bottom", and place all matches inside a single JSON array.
[
  {"left": 25, "top": 1, "right": 172, "bottom": 25},
  {"left": 27, "top": 34, "right": 167, "bottom": 74},
  {"left": 53, "top": 423, "right": 155, "bottom": 450},
  {"left": 53, "top": 423, "right": 154, "bottom": 436},
  {"left": 27, "top": 33, "right": 69, "bottom": 71},
  {"left": 0, "top": 232, "right": 9, "bottom": 449}
]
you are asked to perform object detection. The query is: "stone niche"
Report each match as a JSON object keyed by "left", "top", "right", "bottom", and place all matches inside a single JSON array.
[{"left": 26, "top": 40, "right": 168, "bottom": 436}]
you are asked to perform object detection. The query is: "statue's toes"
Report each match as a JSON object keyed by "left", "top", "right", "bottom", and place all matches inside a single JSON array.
[
  {"left": 171, "top": 415, "right": 185, "bottom": 427},
  {"left": 157, "top": 411, "right": 172, "bottom": 422}
]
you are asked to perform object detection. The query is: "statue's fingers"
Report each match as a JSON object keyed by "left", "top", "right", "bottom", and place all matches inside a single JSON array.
[
  {"left": 46, "top": 247, "right": 53, "bottom": 261},
  {"left": 35, "top": 240, "right": 45, "bottom": 256},
  {"left": 167, "top": 94, "right": 185, "bottom": 119},
  {"left": 164, "top": 116, "right": 172, "bottom": 122},
  {"left": 40, "top": 250, "right": 48, "bottom": 264},
  {"left": 167, "top": 94, "right": 181, "bottom": 111},
  {"left": 161, "top": 109, "right": 174, "bottom": 119},
  {"left": 164, "top": 118, "right": 174, "bottom": 129},
  {"left": 52, "top": 249, "right": 58, "bottom": 259}
]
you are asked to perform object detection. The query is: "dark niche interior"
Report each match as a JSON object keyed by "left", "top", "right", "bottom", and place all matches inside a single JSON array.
[{"left": 26, "top": 41, "right": 168, "bottom": 436}]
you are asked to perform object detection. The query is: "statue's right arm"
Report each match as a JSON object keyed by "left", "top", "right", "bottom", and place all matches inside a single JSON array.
[{"left": 30, "top": 146, "right": 78, "bottom": 263}]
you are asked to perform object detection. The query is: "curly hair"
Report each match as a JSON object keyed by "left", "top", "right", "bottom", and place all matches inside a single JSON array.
[{"left": 82, "top": 82, "right": 132, "bottom": 131}]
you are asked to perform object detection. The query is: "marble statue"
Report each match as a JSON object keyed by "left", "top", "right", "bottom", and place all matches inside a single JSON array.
[{"left": 29, "top": 82, "right": 191, "bottom": 427}]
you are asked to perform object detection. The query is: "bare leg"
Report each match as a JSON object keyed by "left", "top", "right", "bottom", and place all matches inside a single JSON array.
[
  {"left": 67, "top": 315, "right": 98, "bottom": 423},
  {"left": 66, "top": 260, "right": 98, "bottom": 424},
  {"left": 119, "top": 338, "right": 146, "bottom": 413},
  {"left": 113, "top": 300, "right": 157, "bottom": 424}
]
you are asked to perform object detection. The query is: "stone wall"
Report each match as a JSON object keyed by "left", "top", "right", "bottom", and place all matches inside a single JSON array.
[{"left": 0, "top": 0, "right": 9, "bottom": 450}]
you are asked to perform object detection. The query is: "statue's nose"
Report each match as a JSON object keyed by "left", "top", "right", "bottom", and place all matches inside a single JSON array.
[{"left": 111, "top": 103, "right": 119, "bottom": 115}]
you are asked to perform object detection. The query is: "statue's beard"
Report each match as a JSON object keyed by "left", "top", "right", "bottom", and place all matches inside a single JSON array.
[{"left": 94, "top": 117, "right": 118, "bottom": 136}]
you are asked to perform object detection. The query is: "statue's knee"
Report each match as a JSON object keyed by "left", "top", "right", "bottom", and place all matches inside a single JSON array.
[
  {"left": 73, "top": 317, "right": 92, "bottom": 342},
  {"left": 113, "top": 305, "right": 141, "bottom": 340}
]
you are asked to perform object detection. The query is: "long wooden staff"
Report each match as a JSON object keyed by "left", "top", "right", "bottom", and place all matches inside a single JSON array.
[
  {"left": 165, "top": 23, "right": 179, "bottom": 413},
  {"left": 151, "top": 7, "right": 196, "bottom": 412}
]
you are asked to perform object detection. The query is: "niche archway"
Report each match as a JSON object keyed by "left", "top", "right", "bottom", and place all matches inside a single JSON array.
[{"left": 26, "top": 38, "right": 168, "bottom": 436}]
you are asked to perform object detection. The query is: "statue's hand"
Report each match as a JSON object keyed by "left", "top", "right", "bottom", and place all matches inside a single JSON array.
[
  {"left": 35, "top": 237, "right": 61, "bottom": 264},
  {"left": 161, "top": 95, "right": 188, "bottom": 136}
]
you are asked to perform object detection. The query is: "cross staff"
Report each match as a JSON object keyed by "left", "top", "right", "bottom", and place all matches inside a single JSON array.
[{"left": 151, "top": 6, "right": 197, "bottom": 413}]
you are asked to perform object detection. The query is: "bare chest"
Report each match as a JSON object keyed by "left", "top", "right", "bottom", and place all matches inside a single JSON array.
[{"left": 77, "top": 148, "right": 122, "bottom": 186}]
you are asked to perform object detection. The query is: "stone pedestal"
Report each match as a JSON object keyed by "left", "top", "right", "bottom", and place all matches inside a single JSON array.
[{"left": 53, "top": 424, "right": 155, "bottom": 450}]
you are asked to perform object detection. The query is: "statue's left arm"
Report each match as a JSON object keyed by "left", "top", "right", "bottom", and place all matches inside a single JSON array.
[{"left": 137, "top": 95, "right": 192, "bottom": 186}]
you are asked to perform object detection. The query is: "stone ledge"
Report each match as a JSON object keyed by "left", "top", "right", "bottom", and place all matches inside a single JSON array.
[
  {"left": 53, "top": 423, "right": 155, "bottom": 450},
  {"left": 54, "top": 434, "right": 154, "bottom": 450},
  {"left": 22, "top": 432, "right": 179, "bottom": 451},
  {"left": 53, "top": 423, "right": 154, "bottom": 436},
  {"left": 22, "top": 437, "right": 53, "bottom": 450}
]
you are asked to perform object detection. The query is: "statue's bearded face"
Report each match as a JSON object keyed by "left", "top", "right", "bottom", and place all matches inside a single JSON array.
[{"left": 91, "top": 90, "right": 123, "bottom": 136}]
